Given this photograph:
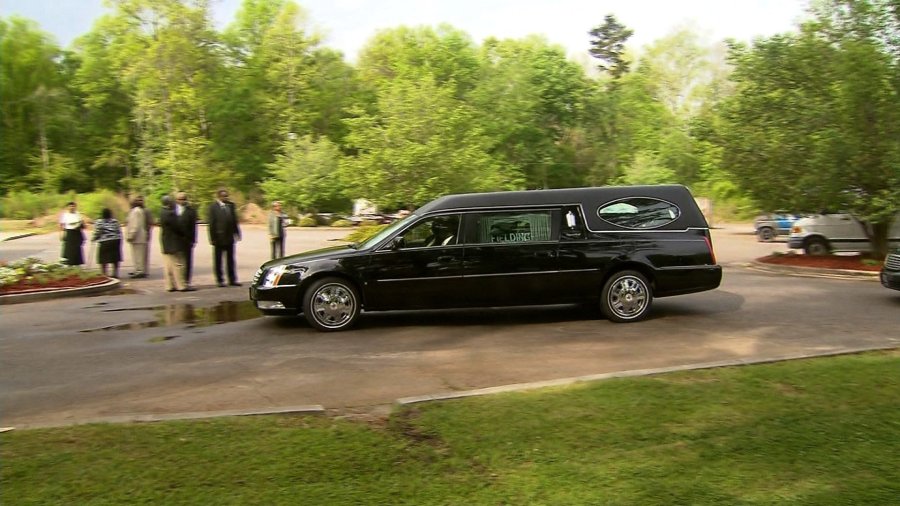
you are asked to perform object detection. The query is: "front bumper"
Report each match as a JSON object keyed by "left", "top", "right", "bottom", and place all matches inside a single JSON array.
[
  {"left": 249, "top": 285, "right": 299, "bottom": 315},
  {"left": 787, "top": 236, "right": 805, "bottom": 249},
  {"left": 881, "top": 269, "right": 900, "bottom": 291}
]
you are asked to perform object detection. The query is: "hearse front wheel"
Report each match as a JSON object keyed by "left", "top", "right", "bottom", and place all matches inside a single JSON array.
[
  {"left": 601, "top": 270, "right": 652, "bottom": 323},
  {"left": 303, "top": 277, "right": 360, "bottom": 331}
]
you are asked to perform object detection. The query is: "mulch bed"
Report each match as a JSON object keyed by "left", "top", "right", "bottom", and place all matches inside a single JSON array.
[
  {"left": 0, "top": 275, "right": 110, "bottom": 295},
  {"left": 758, "top": 254, "right": 882, "bottom": 272}
]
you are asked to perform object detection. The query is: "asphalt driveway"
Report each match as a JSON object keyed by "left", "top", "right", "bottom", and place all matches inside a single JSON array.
[{"left": 1, "top": 224, "right": 897, "bottom": 428}]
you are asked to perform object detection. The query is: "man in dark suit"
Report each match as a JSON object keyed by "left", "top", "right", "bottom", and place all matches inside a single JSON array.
[
  {"left": 159, "top": 195, "right": 189, "bottom": 292},
  {"left": 176, "top": 191, "right": 198, "bottom": 289},
  {"left": 207, "top": 188, "right": 242, "bottom": 287}
]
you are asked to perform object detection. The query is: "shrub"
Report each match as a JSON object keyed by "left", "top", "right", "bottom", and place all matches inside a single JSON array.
[
  {"left": 330, "top": 219, "right": 354, "bottom": 228},
  {"left": 344, "top": 224, "right": 389, "bottom": 243},
  {"left": 78, "top": 190, "right": 129, "bottom": 222},
  {"left": 297, "top": 216, "right": 318, "bottom": 227},
  {"left": 0, "top": 190, "right": 129, "bottom": 222},
  {"left": 0, "top": 257, "right": 102, "bottom": 289},
  {"left": 0, "top": 191, "right": 68, "bottom": 219}
]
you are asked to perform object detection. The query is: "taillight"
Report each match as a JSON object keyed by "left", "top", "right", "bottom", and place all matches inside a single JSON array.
[{"left": 704, "top": 232, "right": 717, "bottom": 265}]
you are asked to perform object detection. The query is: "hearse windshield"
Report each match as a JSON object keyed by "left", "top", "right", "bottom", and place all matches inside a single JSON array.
[{"left": 355, "top": 213, "right": 419, "bottom": 250}]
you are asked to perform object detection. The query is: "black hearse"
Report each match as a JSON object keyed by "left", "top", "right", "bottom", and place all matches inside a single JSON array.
[{"left": 250, "top": 185, "right": 722, "bottom": 331}]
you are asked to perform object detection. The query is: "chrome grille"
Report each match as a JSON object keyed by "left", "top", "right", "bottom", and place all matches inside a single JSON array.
[{"left": 885, "top": 253, "right": 900, "bottom": 270}]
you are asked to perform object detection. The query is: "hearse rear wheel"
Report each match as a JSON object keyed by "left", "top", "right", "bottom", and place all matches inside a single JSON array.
[
  {"left": 601, "top": 270, "right": 652, "bottom": 323},
  {"left": 303, "top": 277, "right": 360, "bottom": 331}
]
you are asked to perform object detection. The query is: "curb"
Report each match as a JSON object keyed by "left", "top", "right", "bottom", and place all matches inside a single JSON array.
[
  {"left": 396, "top": 345, "right": 899, "bottom": 407},
  {"left": 744, "top": 260, "right": 879, "bottom": 281},
  {"left": 7, "top": 347, "right": 896, "bottom": 430},
  {"left": 0, "top": 277, "right": 121, "bottom": 305},
  {"left": 0, "top": 232, "right": 37, "bottom": 242},
  {"left": 11, "top": 405, "right": 326, "bottom": 430}
]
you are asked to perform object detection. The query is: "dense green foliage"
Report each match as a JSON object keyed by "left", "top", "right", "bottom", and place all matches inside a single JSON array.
[
  {"left": 3, "top": 351, "right": 898, "bottom": 504},
  {"left": 720, "top": 0, "right": 900, "bottom": 255},
  {"left": 1, "top": 0, "right": 897, "bottom": 241}
]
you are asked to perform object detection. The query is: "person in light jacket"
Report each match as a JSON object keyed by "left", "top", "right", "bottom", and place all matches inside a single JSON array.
[
  {"left": 126, "top": 196, "right": 151, "bottom": 278},
  {"left": 268, "top": 200, "right": 287, "bottom": 259}
]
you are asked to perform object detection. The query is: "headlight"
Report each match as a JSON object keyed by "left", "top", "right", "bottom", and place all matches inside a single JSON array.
[
  {"left": 260, "top": 265, "right": 306, "bottom": 287},
  {"left": 262, "top": 266, "right": 286, "bottom": 287}
]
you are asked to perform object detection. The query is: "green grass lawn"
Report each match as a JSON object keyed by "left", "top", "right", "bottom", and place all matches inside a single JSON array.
[
  {"left": 3, "top": 351, "right": 898, "bottom": 505},
  {"left": 0, "top": 219, "right": 55, "bottom": 236}
]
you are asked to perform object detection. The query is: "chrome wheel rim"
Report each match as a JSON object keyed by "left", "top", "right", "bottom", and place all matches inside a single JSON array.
[
  {"left": 311, "top": 283, "right": 356, "bottom": 328},
  {"left": 607, "top": 275, "right": 648, "bottom": 319}
]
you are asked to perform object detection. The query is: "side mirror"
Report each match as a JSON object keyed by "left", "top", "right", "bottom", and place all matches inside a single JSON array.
[{"left": 391, "top": 236, "right": 405, "bottom": 250}]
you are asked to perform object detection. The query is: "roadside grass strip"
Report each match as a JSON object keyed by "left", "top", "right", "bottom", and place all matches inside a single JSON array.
[{"left": 3, "top": 350, "right": 898, "bottom": 505}]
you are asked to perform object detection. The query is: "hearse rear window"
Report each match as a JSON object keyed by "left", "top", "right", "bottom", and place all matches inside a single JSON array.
[
  {"left": 597, "top": 198, "right": 681, "bottom": 229},
  {"left": 469, "top": 210, "right": 555, "bottom": 244}
]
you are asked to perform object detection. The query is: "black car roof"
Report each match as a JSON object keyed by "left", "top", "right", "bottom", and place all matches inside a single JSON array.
[{"left": 415, "top": 185, "right": 709, "bottom": 230}]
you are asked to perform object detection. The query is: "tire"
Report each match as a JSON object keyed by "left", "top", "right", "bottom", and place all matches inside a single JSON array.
[
  {"left": 601, "top": 270, "right": 652, "bottom": 323},
  {"left": 757, "top": 227, "right": 775, "bottom": 242},
  {"left": 804, "top": 238, "right": 829, "bottom": 256},
  {"left": 302, "top": 277, "right": 360, "bottom": 331}
]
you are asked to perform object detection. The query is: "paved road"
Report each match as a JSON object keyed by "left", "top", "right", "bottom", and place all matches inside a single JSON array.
[{"left": 2, "top": 225, "right": 898, "bottom": 428}]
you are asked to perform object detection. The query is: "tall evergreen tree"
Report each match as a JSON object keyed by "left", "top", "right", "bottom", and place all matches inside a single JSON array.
[{"left": 588, "top": 14, "right": 634, "bottom": 79}]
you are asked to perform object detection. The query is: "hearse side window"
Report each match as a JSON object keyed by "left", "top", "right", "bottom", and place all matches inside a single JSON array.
[
  {"left": 396, "top": 214, "right": 460, "bottom": 249},
  {"left": 561, "top": 205, "right": 586, "bottom": 240},
  {"left": 465, "top": 210, "right": 558, "bottom": 245},
  {"left": 597, "top": 198, "right": 681, "bottom": 229}
]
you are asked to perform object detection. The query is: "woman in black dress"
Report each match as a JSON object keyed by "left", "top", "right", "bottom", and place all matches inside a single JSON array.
[
  {"left": 91, "top": 208, "right": 123, "bottom": 277},
  {"left": 58, "top": 201, "right": 85, "bottom": 266}
]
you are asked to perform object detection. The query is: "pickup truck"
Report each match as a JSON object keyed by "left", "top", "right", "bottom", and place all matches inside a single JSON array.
[{"left": 754, "top": 211, "right": 800, "bottom": 242}]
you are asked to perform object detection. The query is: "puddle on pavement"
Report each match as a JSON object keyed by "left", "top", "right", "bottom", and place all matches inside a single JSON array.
[{"left": 80, "top": 300, "right": 261, "bottom": 333}]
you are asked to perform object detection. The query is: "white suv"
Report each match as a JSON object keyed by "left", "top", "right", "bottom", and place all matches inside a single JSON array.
[{"left": 787, "top": 212, "right": 900, "bottom": 255}]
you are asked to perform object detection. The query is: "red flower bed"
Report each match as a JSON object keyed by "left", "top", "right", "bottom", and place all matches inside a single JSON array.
[
  {"left": 0, "top": 274, "right": 110, "bottom": 295},
  {"left": 758, "top": 254, "right": 882, "bottom": 272}
]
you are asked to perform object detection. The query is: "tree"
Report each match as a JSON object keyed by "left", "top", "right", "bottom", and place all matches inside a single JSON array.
[
  {"left": 470, "top": 36, "right": 588, "bottom": 189},
  {"left": 95, "top": 0, "right": 228, "bottom": 201},
  {"left": 720, "top": 0, "right": 900, "bottom": 257},
  {"left": 588, "top": 14, "right": 634, "bottom": 79},
  {"left": 0, "top": 17, "right": 77, "bottom": 192},
  {"left": 214, "top": 0, "right": 361, "bottom": 187},
  {"left": 70, "top": 17, "right": 138, "bottom": 191},
  {"left": 357, "top": 24, "right": 481, "bottom": 99},
  {"left": 261, "top": 135, "right": 346, "bottom": 212},
  {"left": 339, "top": 78, "right": 521, "bottom": 209}
]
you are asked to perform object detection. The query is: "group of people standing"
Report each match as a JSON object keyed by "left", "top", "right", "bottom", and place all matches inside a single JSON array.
[
  {"left": 58, "top": 201, "right": 126, "bottom": 278},
  {"left": 158, "top": 188, "right": 244, "bottom": 291},
  {"left": 58, "top": 188, "right": 252, "bottom": 292}
]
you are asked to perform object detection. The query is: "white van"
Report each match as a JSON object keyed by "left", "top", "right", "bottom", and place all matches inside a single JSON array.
[{"left": 787, "top": 212, "right": 900, "bottom": 255}]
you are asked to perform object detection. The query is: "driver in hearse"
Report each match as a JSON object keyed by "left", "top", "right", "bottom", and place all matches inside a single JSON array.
[{"left": 426, "top": 219, "right": 456, "bottom": 247}]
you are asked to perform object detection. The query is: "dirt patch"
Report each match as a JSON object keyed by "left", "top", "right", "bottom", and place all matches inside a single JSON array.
[
  {"left": 0, "top": 275, "right": 110, "bottom": 295},
  {"left": 758, "top": 253, "right": 882, "bottom": 272}
]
